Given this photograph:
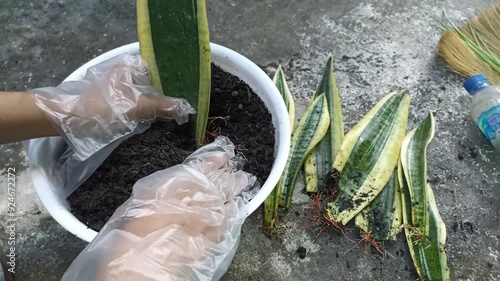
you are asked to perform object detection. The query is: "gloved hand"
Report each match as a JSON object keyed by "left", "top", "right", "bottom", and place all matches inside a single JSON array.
[
  {"left": 61, "top": 137, "right": 258, "bottom": 281},
  {"left": 30, "top": 53, "right": 195, "bottom": 161}
]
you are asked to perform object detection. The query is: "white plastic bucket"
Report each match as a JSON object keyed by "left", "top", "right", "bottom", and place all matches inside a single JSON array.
[{"left": 29, "top": 42, "right": 291, "bottom": 242}]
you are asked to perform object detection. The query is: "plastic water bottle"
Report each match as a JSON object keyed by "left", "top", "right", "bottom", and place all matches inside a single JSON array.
[{"left": 464, "top": 74, "right": 500, "bottom": 152}]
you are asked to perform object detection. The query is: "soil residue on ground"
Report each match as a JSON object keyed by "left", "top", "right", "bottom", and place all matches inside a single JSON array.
[{"left": 68, "top": 64, "right": 275, "bottom": 231}]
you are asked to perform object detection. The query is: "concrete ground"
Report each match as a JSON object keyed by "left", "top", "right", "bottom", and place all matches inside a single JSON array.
[{"left": 1, "top": 0, "right": 500, "bottom": 280}]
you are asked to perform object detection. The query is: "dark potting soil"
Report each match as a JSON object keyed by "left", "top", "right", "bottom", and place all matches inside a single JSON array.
[{"left": 68, "top": 64, "right": 275, "bottom": 231}]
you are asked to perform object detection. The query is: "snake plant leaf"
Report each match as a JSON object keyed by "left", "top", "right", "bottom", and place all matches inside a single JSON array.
[
  {"left": 264, "top": 66, "right": 295, "bottom": 229},
  {"left": 327, "top": 90, "right": 410, "bottom": 225},
  {"left": 354, "top": 169, "right": 402, "bottom": 241},
  {"left": 304, "top": 55, "right": 344, "bottom": 192},
  {"left": 137, "top": 0, "right": 211, "bottom": 147},
  {"left": 264, "top": 177, "right": 282, "bottom": 230},
  {"left": 279, "top": 93, "right": 330, "bottom": 209},
  {"left": 399, "top": 112, "right": 450, "bottom": 281},
  {"left": 273, "top": 65, "right": 295, "bottom": 129}
]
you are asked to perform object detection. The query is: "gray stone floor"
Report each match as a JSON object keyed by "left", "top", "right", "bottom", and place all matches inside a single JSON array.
[{"left": 1, "top": 0, "right": 500, "bottom": 280}]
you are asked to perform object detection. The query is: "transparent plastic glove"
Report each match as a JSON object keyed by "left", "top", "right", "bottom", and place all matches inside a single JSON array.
[
  {"left": 61, "top": 136, "right": 259, "bottom": 281},
  {"left": 30, "top": 53, "right": 195, "bottom": 161}
]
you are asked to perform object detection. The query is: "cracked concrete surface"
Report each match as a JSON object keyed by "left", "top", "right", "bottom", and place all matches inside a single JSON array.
[{"left": 1, "top": 0, "right": 500, "bottom": 280}]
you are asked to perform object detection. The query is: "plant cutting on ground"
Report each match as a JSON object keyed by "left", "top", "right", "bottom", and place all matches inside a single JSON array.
[
  {"left": 264, "top": 56, "right": 450, "bottom": 280},
  {"left": 400, "top": 112, "right": 450, "bottom": 281},
  {"left": 264, "top": 66, "right": 296, "bottom": 232}
]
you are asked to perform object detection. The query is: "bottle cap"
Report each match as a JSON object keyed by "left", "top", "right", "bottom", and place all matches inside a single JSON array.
[{"left": 464, "top": 74, "right": 489, "bottom": 96}]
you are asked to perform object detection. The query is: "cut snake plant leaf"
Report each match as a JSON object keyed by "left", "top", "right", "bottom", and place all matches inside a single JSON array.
[
  {"left": 355, "top": 169, "right": 402, "bottom": 241},
  {"left": 264, "top": 67, "right": 295, "bottom": 230},
  {"left": 401, "top": 112, "right": 435, "bottom": 230},
  {"left": 264, "top": 178, "right": 282, "bottom": 230},
  {"left": 137, "top": 0, "right": 211, "bottom": 147},
  {"left": 273, "top": 65, "right": 295, "bottom": 129},
  {"left": 327, "top": 90, "right": 410, "bottom": 225},
  {"left": 304, "top": 55, "right": 344, "bottom": 193},
  {"left": 399, "top": 112, "right": 450, "bottom": 281},
  {"left": 279, "top": 93, "right": 330, "bottom": 209}
]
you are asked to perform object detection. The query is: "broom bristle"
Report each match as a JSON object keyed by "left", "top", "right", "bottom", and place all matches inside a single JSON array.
[
  {"left": 438, "top": 4, "right": 500, "bottom": 84},
  {"left": 467, "top": 4, "right": 500, "bottom": 56},
  {"left": 438, "top": 30, "right": 499, "bottom": 83}
]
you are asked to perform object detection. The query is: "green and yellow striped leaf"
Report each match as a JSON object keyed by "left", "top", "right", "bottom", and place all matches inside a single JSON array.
[
  {"left": 264, "top": 66, "right": 295, "bottom": 229},
  {"left": 327, "top": 90, "right": 410, "bottom": 225},
  {"left": 264, "top": 177, "right": 282, "bottom": 230},
  {"left": 399, "top": 112, "right": 450, "bottom": 281},
  {"left": 354, "top": 169, "right": 402, "bottom": 241},
  {"left": 273, "top": 65, "right": 295, "bottom": 129},
  {"left": 279, "top": 93, "right": 330, "bottom": 209},
  {"left": 304, "top": 55, "right": 344, "bottom": 193},
  {"left": 137, "top": 0, "right": 211, "bottom": 147}
]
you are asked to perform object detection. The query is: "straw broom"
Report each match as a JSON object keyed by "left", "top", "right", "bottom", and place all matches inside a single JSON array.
[{"left": 438, "top": 4, "right": 500, "bottom": 84}]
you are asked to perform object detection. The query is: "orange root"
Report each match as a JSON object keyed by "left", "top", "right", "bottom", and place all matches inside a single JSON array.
[
  {"left": 302, "top": 192, "right": 354, "bottom": 243},
  {"left": 208, "top": 116, "right": 229, "bottom": 126},
  {"left": 359, "top": 230, "right": 385, "bottom": 256},
  {"left": 206, "top": 116, "right": 230, "bottom": 143},
  {"left": 205, "top": 127, "right": 222, "bottom": 143},
  {"left": 343, "top": 230, "right": 390, "bottom": 258}
]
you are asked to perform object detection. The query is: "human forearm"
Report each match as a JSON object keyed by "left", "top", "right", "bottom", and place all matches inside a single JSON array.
[
  {"left": 0, "top": 55, "right": 194, "bottom": 150},
  {"left": 0, "top": 91, "right": 58, "bottom": 144}
]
